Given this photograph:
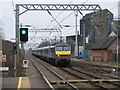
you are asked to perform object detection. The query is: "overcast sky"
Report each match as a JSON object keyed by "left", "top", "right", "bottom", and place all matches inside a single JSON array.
[{"left": 0, "top": 0, "right": 120, "bottom": 48}]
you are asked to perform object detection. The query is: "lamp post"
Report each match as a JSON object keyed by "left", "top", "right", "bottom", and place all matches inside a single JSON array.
[{"left": 75, "top": 11, "right": 78, "bottom": 58}]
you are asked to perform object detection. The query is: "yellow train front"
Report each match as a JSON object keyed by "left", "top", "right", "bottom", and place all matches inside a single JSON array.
[
  {"left": 32, "top": 42, "right": 71, "bottom": 66},
  {"left": 54, "top": 43, "right": 71, "bottom": 66}
]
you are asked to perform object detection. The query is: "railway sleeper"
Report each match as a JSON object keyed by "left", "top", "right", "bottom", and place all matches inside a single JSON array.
[{"left": 50, "top": 79, "right": 120, "bottom": 85}]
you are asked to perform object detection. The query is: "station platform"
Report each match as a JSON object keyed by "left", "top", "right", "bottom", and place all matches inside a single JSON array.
[
  {"left": 2, "top": 77, "right": 29, "bottom": 89},
  {"left": 2, "top": 76, "right": 51, "bottom": 89},
  {"left": 2, "top": 77, "right": 19, "bottom": 88}
]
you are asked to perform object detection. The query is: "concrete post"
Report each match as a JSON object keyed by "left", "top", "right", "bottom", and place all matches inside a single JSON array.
[
  {"left": 75, "top": 11, "right": 78, "bottom": 58},
  {"left": 15, "top": 5, "right": 20, "bottom": 77}
]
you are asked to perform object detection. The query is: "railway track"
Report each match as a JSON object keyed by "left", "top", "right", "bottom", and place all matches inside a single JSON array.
[
  {"left": 28, "top": 54, "right": 120, "bottom": 89},
  {"left": 28, "top": 54, "right": 79, "bottom": 90},
  {"left": 71, "top": 60, "right": 120, "bottom": 78},
  {"left": 60, "top": 67, "right": 120, "bottom": 89},
  {"left": 70, "top": 65, "right": 120, "bottom": 86}
]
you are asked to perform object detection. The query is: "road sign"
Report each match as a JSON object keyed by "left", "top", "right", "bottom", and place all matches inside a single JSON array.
[
  {"left": 23, "top": 60, "right": 28, "bottom": 68},
  {"left": 0, "top": 67, "right": 9, "bottom": 71}
]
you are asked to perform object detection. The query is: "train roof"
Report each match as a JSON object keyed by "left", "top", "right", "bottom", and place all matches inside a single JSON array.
[
  {"left": 32, "top": 42, "right": 70, "bottom": 51},
  {"left": 55, "top": 42, "right": 70, "bottom": 46},
  {"left": 34, "top": 45, "right": 55, "bottom": 50}
]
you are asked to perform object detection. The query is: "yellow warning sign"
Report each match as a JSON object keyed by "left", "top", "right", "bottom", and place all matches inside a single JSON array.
[
  {"left": 0, "top": 55, "right": 2, "bottom": 64},
  {"left": 0, "top": 55, "right": 2, "bottom": 61},
  {"left": 0, "top": 51, "right": 2, "bottom": 62},
  {"left": 2, "top": 55, "right": 6, "bottom": 62},
  {"left": 2, "top": 55, "right": 6, "bottom": 58}
]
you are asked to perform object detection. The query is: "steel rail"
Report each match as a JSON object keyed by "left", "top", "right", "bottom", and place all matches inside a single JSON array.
[
  {"left": 72, "top": 60, "right": 120, "bottom": 79},
  {"left": 29, "top": 54, "right": 79, "bottom": 90},
  {"left": 60, "top": 68, "right": 110, "bottom": 89},
  {"left": 27, "top": 54, "right": 54, "bottom": 90},
  {"left": 35, "top": 60, "right": 79, "bottom": 90},
  {"left": 64, "top": 67, "right": 120, "bottom": 89}
]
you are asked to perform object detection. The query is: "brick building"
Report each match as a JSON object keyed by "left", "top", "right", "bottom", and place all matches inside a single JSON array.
[{"left": 86, "top": 36, "right": 120, "bottom": 63}]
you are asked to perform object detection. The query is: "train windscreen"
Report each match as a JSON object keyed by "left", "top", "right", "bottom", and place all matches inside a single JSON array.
[
  {"left": 63, "top": 47, "right": 70, "bottom": 51},
  {"left": 56, "top": 47, "right": 70, "bottom": 51},
  {"left": 56, "top": 47, "right": 63, "bottom": 51}
]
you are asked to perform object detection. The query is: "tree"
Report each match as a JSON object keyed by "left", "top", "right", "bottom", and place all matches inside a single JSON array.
[
  {"left": 0, "top": 20, "right": 4, "bottom": 39},
  {"left": 37, "top": 40, "right": 50, "bottom": 48},
  {"left": 37, "top": 37, "right": 64, "bottom": 48}
]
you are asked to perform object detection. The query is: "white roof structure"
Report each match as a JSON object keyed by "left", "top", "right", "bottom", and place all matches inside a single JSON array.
[{"left": 33, "top": 45, "right": 55, "bottom": 51}]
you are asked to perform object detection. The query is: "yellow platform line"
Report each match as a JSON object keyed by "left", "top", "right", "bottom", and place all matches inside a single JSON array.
[
  {"left": 21, "top": 77, "right": 30, "bottom": 88},
  {"left": 17, "top": 77, "right": 22, "bottom": 88},
  {"left": 17, "top": 77, "right": 30, "bottom": 89}
]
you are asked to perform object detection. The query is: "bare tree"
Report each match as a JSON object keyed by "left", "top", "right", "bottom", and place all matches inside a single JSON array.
[
  {"left": 37, "top": 40, "right": 50, "bottom": 48},
  {"left": 0, "top": 20, "right": 4, "bottom": 39},
  {"left": 37, "top": 37, "right": 63, "bottom": 48}
]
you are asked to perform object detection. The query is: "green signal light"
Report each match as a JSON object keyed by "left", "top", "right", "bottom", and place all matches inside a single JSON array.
[
  {"left": 20, "top": 28, "right": 28, "bottom": 42},
  {"left": 22, "top": 30, "right": 26, "bottom": 34}
]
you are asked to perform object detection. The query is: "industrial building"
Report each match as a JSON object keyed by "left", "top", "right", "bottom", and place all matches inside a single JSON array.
[
  {"left": 66, "top": 9, "right": 120, "bottom": 62},
  {"left": 66, "top": 35, "right": 83, "bottom": 57},
  {"left": 80, "top": 9, "right": 113, "bottom": 44}
]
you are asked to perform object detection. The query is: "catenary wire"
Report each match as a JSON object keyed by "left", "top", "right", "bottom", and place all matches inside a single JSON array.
[
  {"left": 45, "top": 0, "right": 75, "bottom": 38},
  {"left": 11, "top": 0, "right": 15, "bottom": 16}
]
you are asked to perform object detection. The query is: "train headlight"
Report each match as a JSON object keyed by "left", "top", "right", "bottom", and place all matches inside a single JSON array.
[{"left": 58, "top": 55, "right": 60, "bottom": 57}]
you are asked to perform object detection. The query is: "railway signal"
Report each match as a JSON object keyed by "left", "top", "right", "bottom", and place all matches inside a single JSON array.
[
  {"left": 13, "top": 43, "right": 17, "bottom": 54},
  {"left": 20, "top": 28, "right": 28, "bottom": 42},
  {"left": 23, "top": 60, "right": 28, "bottom": 68}
]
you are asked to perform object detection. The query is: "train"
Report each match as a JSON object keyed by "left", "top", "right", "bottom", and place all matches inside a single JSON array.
[{"left": 32, "top": 42, "right": 71, "bottom": 66}]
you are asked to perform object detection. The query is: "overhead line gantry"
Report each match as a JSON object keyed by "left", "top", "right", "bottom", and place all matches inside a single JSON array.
[{"left": 16, "top": 4, "right": 101, "bottom": 41}]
